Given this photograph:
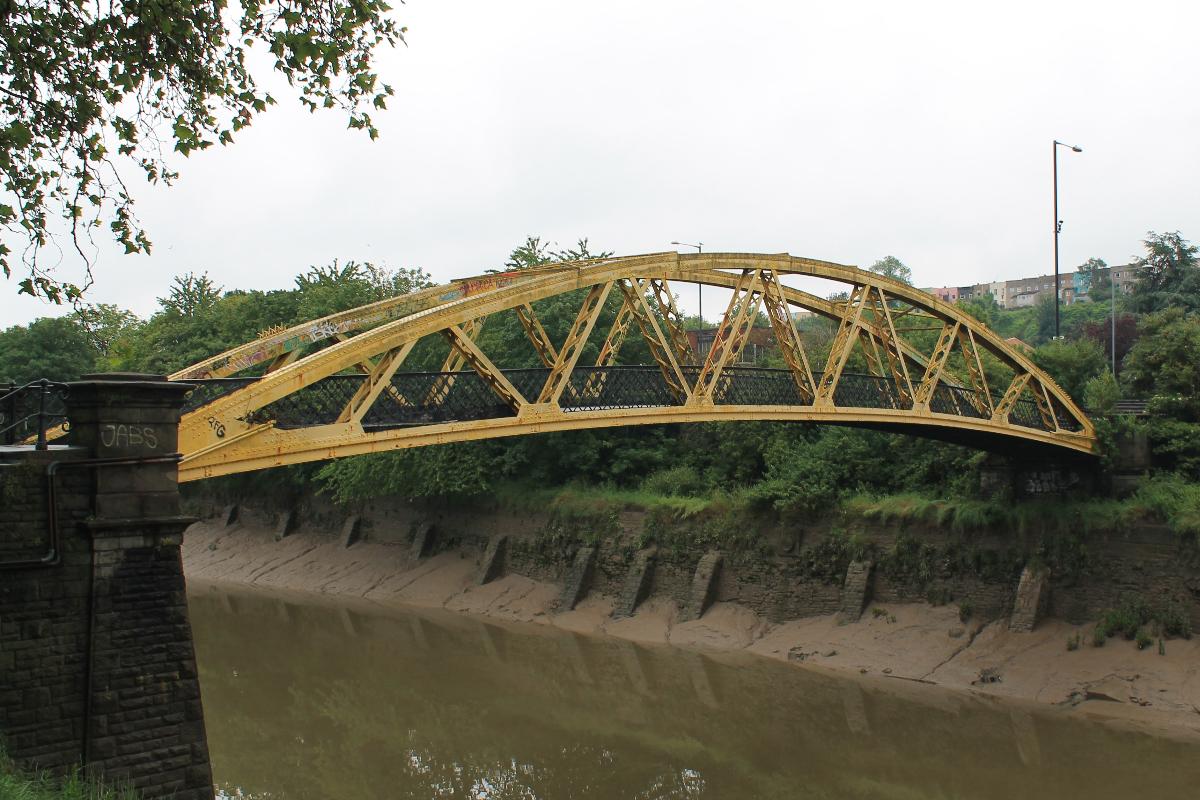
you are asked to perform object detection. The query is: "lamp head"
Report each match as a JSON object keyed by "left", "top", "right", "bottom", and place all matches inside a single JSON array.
[{"left": 1072, "top": 146, "right": 1083, "bottom": 153}]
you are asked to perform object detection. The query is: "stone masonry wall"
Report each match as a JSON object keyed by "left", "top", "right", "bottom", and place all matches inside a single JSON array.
[
  {"left": 0, "top": 374, "right": 213, "bottom": 800},
  {"left": 187, "top": 491, "right": 1200, "bottom": 634},
  {"left": 0, "top": 448, "right": 93, "bottom": 769}
]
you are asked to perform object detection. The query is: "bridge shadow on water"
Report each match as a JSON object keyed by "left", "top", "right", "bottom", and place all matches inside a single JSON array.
[{"left": 188, "top": 585, "right": 1200, "bottom": 799}]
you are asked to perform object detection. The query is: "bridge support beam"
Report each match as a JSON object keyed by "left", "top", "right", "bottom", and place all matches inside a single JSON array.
[
  {"left": 477, "top": 535, "right": 508, "bottom": 585},
  {"left": 411, "top": 522, "right": 438, "bottom": 560},
  {"left": 614, "top": 549, "right": 656, "bottom": 619},
  {"left": 682, "top": 551, "right": 723, "bottom": 622},
  {"left": 838, "top": 560, "right": 875, "bottom": 624},
  {"left": 1010, "top": 565, "right": 1050, "bottom": 633},
  {"left": 558, "top": 546, "right": 597, "bottom": 611}
]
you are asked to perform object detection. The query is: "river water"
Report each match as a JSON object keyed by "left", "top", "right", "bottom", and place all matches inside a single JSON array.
[{"left": 188, "top": 583, "right": 1200, "bottom": 799}]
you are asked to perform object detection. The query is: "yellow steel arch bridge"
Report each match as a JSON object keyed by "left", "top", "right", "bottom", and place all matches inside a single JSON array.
[{"left": 170, "top": 252, "right": 1097, "bottom": 482}]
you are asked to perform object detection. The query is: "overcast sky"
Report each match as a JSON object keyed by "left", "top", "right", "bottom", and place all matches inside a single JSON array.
[{"left": 5, "top": 0, "right": 1199, "bottom": 325}]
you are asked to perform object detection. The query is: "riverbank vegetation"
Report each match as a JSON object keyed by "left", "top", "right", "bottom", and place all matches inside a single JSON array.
[
  {"left": 0, "top": 747, "right": 136, "bottom": 800},
  {"left": 3, "top": 233, "right": 1200, "bottom": 541}
]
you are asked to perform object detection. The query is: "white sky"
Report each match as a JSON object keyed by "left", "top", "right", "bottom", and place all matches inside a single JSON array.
[{"left": 4, "top": 0, "right": 1199, "bottom": 325}]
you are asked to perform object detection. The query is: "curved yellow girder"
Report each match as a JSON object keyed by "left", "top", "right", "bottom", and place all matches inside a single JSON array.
[{"left": 174, "top": 252, "right": 1096, "bottom": 482}]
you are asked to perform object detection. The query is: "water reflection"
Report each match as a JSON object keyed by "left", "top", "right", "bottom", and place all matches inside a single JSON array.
[{"left": 189, "top": 585, "right": 1200, "bottom": 799}]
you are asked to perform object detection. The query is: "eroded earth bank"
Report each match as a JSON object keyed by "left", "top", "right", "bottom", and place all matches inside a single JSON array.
[{"left": 181, "top": 497, "right": 1200, "bottom": 737}]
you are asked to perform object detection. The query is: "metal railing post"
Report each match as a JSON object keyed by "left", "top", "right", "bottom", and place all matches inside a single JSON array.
[
  {"left": 1, "top": 382, "right": 14, "bottom": 445},
  {"left": 35, "top": 378, "right": 50, "bottom": 450}
]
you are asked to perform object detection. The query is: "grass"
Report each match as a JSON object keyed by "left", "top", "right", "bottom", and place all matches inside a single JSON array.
[
  {"left": 1127, "top": 475, "right": 1200, "bottom": 540},
  {"left": 0, "top": 748, "right": 138, "bottom": 800},
  {"left": 840, "top": 490, "right": 1189, "bottom": 537},
  {"left": 491, "top": 480, "right": 715, "bottom": 517},
  {"left": 490, "top": 470, "right": 1200, "bottom": 540}
]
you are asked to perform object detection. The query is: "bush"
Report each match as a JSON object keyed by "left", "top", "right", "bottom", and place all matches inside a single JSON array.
[
  {"left": 1136, "top": 628, "right": 1154, "bottom": 650},
  {"left": 958, "top": 599, "right": 974, "bottom": 623},
  {"left": 641, "top": 465, "right": 707, "bottom": 498},
  {"left": 1130, "top": 474, "right": 1200, "bottom": 539},
  {"left": 1099, "top": 595, "right": 1153, "bottom": 640},
  {"left": 1158, "top": 601, "right": 1193, "bottom": 640}
]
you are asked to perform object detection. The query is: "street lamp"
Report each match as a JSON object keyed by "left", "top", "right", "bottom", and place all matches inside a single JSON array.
[
  {"left": 1052, "top": 140, "right": 1083, "bottom": 339},
  {"left": 1111, "top": 265, "right": 1116, "bottom": 375},
  {"left": 671, "top": 241, "right": 704, "bottom": 324}
]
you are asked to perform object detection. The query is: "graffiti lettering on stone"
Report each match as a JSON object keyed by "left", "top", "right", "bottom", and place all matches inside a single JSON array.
[
  {"left": 100, "top": 424, "right": 159, "bottom": 450},
  {"left": 206, "top": 416, "right": 226, "bottom": 438},
  {"left": 1023, "top": 470, "right": 1080, "bottom": 494}
]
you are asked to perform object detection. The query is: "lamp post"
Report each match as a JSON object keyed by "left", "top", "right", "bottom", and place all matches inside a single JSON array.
[
  {"left": 671, "top": 241, "right": 704, "bottom": 324},
  {"left": 1111, "top": 266, "right": 1116, "bottom": 375},
  {"left": 1052, "top": 140, "right": 1083, "bottom": 339}
]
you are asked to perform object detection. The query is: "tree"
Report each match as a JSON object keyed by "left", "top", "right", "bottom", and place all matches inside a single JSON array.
[
  {"left": 1080, "top": 313, "right": 1138, "bottom": 373},
  {"left": 75, "top": 303, "right": 143, "bottom": 367},
  {"left": 1123, "top": 308, "right": 1200, "bottom": 422},
  {"left": 1, "top": 1, "right": 404, "bottom": 303},
  {"left": 1077, "top": 257, "right": 1110, "bottom": 296},
  {"left": 1122, "top": 308, "right": 1200, "bottom": 476},
  {"left": 499, "top": 236, "right": 609, "bottom": 272},
  {"left": 1129, "top": 231, "right": 1200, "bottom": 313},
  {"left": 868, "top": 256, "right": 912, "bottom": 285},
  {"left": 0, "top": 316, "right": 96, "bottom": 383},
  {"left": 161, "top": 273, "right": 223, "bottom": 318},
  {"left": 1029, "top": 338, "right": 1107, "bottom": 400},
  {"left": 958, "top": 292, "right": 999, "bottom": 328},
  {"left": 293, "top": 259, "right": 432, "bottom": 320}
]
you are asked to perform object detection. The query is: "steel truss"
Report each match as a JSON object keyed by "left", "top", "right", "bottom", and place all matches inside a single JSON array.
[{"left": 169, "top": 253, "right": 1097, "bottom": 481}]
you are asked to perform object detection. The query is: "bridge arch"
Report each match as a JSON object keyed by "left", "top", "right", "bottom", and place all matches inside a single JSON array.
[{"left": 171, "top": 252, "right": 1096, "bottom": 481}]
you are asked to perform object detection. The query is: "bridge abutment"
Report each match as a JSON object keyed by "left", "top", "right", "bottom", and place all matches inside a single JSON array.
[{"left": 0, "top": 373, "right": 213, "bottom": 798}]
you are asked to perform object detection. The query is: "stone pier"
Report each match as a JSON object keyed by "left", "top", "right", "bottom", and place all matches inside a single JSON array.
[{"left": 0, "top": 373, "right": 213, "bottom": 799}]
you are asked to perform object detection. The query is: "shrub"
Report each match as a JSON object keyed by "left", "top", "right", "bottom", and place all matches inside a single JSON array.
[
  {"left": 641, "top": 465, "right": 707, "bottom": 498},
  {"left": 1129, "top": 475, "right": 1200, "bottom": 540},
  {"left": 1099, "top": 594, "right": 1153, "bottom": 641},
  {"left": 1158, "top": 601, "right": 1193, "bottom": 640},
  {"left": 1136, "top": 628, "right": 1154, "bottom": 650},
  {"left": 958, "top": 599, "right": 975, "bottom": 623}
]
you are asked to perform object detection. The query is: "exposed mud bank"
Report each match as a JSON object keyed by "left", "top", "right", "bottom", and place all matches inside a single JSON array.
[{"left": 182, "top": 502, "right": 1200, "bottom": 737}]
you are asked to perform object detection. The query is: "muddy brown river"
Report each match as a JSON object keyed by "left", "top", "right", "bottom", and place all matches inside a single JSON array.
[{"left": 188, "top": 583, "right": 1200, "bottom": 799}]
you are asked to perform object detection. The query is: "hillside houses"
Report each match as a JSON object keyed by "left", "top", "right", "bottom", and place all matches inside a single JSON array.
[{"left": 923, "top": 264, "right": 1140, "bottom": 309}]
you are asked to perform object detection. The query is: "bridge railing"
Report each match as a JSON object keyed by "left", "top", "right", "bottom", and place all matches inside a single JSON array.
[
  {"left": 178, "top": 366, "right": 1072, "bottom": 434},
  {"left": 0, "top": 380, "right": 70, "bottom": 448}
]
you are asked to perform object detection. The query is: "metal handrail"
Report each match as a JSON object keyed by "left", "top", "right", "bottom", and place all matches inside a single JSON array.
[{"left": 0, "top": 379, "right": 70, "bottom": 449}]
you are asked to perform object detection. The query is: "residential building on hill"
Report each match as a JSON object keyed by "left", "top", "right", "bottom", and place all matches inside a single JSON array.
[{"left": 920, "top": 264, "right": 1141, "bottom": 309}]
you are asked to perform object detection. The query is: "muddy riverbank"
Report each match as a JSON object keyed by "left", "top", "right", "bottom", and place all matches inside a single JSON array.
[{"left": 183, "top": 510, "right": 1200, "bottom": 738}]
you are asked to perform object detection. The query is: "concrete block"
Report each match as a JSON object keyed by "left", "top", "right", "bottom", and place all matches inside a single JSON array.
[
  {"left": 476, "top": 535, "right": 508, "bottom": 585},
  {"left": 681, "top": 551, "right": 723, "bottom": 622},
  {"left": 558, "top": 546, "right": 597, "bottom": 611},
  {"left": 838, "top": 560, "right": 874, "bottom": 624},
  {"left": 220, "top": 504, "right": 238, "bottom": 528},
  {"left": 1010, "top": 565, "right": 1049, "bottom": 632},
  {"left": 340, "top": 515, "right": 362, "bottom": 549},
  {"left": 274, "top": 510, "right": 296, "bottom": 540},
  {"left": 410, "top": 522, "right": 437, "bottom": 561},
  {"left": 613, "top": 549, "right": 656, "bottom": 618}
]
